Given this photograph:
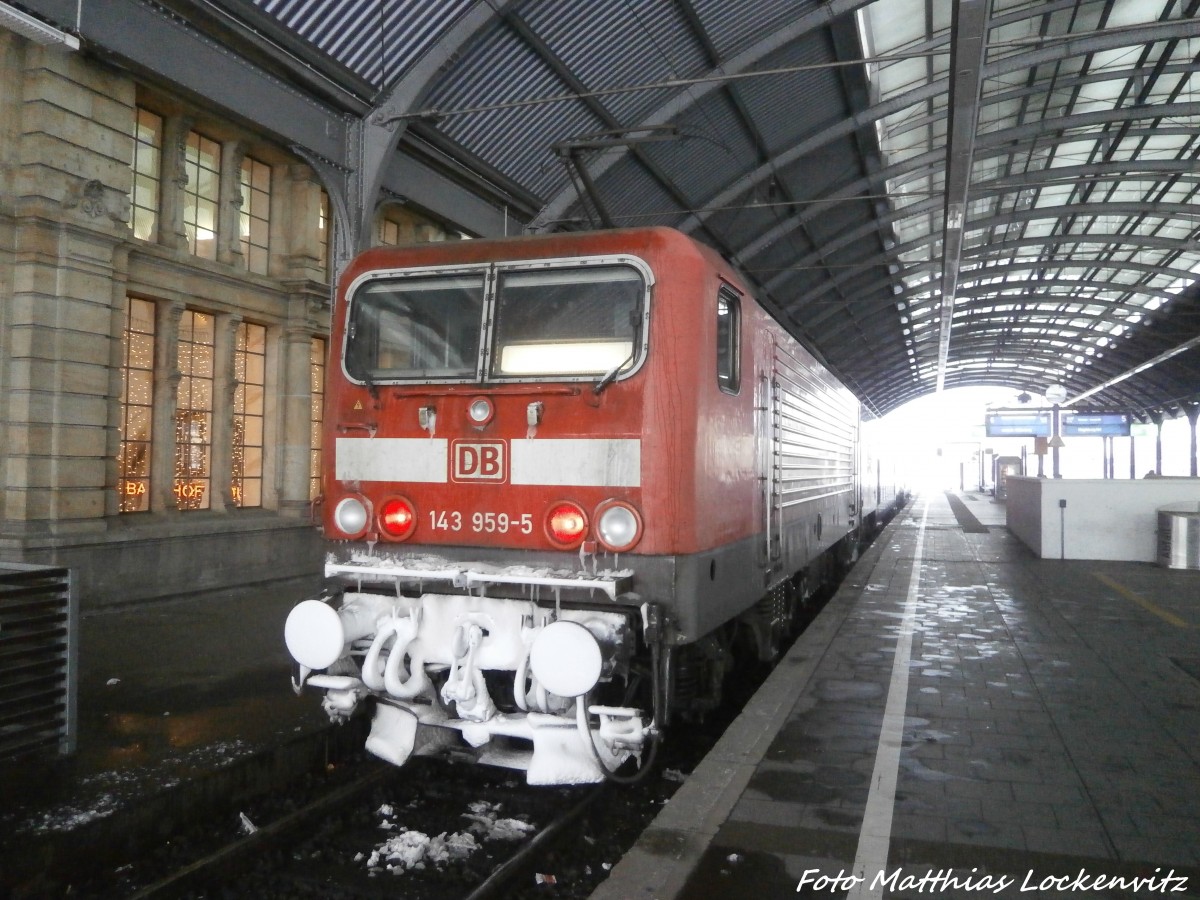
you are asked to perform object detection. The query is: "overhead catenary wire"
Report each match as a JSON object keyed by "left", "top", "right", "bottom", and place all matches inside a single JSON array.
[{"left": 383, "top": 50, "right": 950, "bottom": 123}]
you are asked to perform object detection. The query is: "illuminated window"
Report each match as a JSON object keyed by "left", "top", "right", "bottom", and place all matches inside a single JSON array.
[
  {"left": 130, "top": 108, "right": 161, "bottom": 242},
  {"left": 175, "top": 310, "right": 214, "bottom": 509},
  {"left": 379, "top": 210, "right": 447, "bottom": 246},
  {"left": 309, "top": 337, "right": 325, "bottom": 501},
  {"left": 717, "top": 289, "right": 741, "bottom": 394},
  {"left": 318, "top": 189, "right": 329, "bottom": 281},
  {"left": 117, "top": 298, "right": 156, "bottom": 512},
  {"left": 232, "top": 322, "right": 266, "bottom": 507},
  {"left": 183, "top": 131, "right": 219, "bottom": 260},
  {"left": 379, "top": 216, "right": 403, "bottom": 246},
  {"left": 239, "top": 156, "right": 271, "bottom": 275}
]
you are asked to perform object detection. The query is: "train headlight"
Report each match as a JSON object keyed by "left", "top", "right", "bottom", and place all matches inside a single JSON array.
[
  {"left": 530, "top": 621, "right": 602, "bottom": 697},
  {"left": 333, "top": 496, "right": 370, "bottom": 537},
  {"left": 285, "top": 599, "right": 345, "bottom": 670},
  {"left": 545, "top": 501, "right": 588, "bottom": 547},
  {"left": 595, "top": 500, "right": 642, "bottom": 552},
  {"left": 467, "top": 396, "right": 494, "bottom": 425},
  {"left": 378, "top": 496, "right": 417, "bottom": 540}
]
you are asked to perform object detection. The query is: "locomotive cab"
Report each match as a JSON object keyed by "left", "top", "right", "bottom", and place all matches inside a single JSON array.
[{"left": 289, "top": 234, "right": 671, "bottom": 784}]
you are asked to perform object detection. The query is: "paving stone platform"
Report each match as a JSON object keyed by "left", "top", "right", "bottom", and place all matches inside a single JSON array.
[{"left": 595, "top": 491, "right": 1200, "bottom": 899}]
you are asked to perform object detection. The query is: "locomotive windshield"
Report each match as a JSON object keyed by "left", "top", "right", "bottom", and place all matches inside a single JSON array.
[
  {"left": 491, "top": 266, "right": 642, "bottom": 378},
  {"left": 344, "top": 262, "right": 646, "bottom": 384},
  {"left": 345, "top": 275, "right": 485, "bottom": 381}
]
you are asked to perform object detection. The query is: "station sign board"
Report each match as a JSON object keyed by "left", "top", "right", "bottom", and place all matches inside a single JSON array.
[
  {"left": 985, "top": 410, "right": 1052, "bottom": 437},
  {"left": 1060, "top": 412, "right": 1131, "bottom": 437}
]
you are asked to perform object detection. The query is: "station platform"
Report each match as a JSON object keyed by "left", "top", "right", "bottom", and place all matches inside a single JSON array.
[{"left": 594, "top": 491, "right": 1200, "bottom": 899}]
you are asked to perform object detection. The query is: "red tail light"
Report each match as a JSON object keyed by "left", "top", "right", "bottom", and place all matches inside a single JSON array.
[
  {"left": 545, "top": 501, "right": 588, "bottom": 547},
  {"left": 379, "top": 497, "right": 416, "bottom": 540}
]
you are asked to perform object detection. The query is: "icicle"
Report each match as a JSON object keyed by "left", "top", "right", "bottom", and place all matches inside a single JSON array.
[
  {"left": 578, "top": 542, "right": 597, "bottom": 576},
  {"left": 526, "top": 402, "right": 542, "bottom": 440},
  {"left": 419, "top": 406, "right": 437, "bottom": 438}
]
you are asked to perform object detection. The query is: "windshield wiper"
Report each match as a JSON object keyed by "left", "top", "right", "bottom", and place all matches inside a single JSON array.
[
  {"left": 594, "top": 306, "right": 643, "bottom": 395},
  {"left": 593, "top": 362, "right": 624, "bottom": 395}
]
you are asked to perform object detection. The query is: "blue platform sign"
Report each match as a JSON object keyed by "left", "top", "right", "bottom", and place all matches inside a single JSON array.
[
  {"left": 985, "top": 411, "right": 1052, "bottom": 437},
  {"left": 1060, "top": 412, "right": 1131, "bottom": 437}
]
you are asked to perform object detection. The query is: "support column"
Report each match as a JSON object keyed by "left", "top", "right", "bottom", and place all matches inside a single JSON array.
[
  {"left": 153, "top": 300, "right": 185, "bottom": 512},
  {"left": 1151, "top": 412, "right": 1164, "bottom": 476},
  {"left": 217, "top": 140, "right": 247, "bottom": 269},
  {"left": 1050, "top": 404, "right": 1062, "bottom": 478},
  {"left": 279, "top": 320, "right": 318, "bottom": 517},
  {"left": 1188, "top": 406, "right": 1199, "bottom": 477},
  {"left": 281, "top": 165, "right": 329, "bottom": 283},
  {"left": 0, "top": 42, "right": 136, "bottom": 533},
  {"left": 159, "top": 115, "right": 192, "bottom": 252},
  {"left": 104, "top": 246, "right": 132, "bottom": 517},
  {"left": 210, "top": 313, "right": 242, "bottom": 513}
]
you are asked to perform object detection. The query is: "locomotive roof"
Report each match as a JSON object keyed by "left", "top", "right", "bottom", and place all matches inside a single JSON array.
[{"left": 31, "top": 0, "right": 1200, "bottom": 419}]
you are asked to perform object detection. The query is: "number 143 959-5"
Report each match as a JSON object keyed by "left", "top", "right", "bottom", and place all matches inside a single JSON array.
[{"left": 428, "top": 509, "right": 534, "bottom": 535}]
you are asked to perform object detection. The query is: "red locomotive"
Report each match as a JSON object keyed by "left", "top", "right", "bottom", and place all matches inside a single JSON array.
[{"left": 285, "top": 226, "right": 904, "bottom": 784}]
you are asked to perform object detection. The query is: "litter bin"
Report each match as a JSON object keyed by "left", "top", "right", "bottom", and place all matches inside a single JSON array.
[{"left": 1157, "top": 504, "right": 1200, "bottom": 570}]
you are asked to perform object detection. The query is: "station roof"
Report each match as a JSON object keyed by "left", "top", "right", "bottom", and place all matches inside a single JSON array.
[{"left": 19, "top": 0, "right": 1200, "bottom": 419}]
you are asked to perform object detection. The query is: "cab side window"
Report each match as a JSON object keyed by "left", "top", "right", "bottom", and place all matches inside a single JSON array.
[{"left": 717, "top": 288, "right": 741, "bottom": 394}]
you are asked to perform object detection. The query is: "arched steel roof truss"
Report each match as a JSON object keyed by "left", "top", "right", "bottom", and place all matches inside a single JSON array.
[{"left": 24, "top": 0, "right": 1197, "bottom": 418}]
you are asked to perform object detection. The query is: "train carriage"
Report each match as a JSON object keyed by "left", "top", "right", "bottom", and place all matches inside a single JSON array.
[{"left": 284, "top": 227, "right": 902, "bottom": 784}]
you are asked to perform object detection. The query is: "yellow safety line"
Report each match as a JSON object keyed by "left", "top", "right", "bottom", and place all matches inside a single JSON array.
[{"left": 1093, "top": 572, "right": 1191, "bottom": 628}]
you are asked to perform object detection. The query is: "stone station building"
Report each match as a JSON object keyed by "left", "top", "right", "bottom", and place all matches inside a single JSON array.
[{"left": 1, "top": 34, "right": 454, "bottom": 607}]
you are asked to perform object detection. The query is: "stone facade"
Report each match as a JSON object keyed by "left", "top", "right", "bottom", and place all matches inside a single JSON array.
[{"left": 0, "top": 33, "right": 454, "bottom": 608}]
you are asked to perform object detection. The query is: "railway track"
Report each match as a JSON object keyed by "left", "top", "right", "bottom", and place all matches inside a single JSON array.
[
  {"left": 87, "top": 670, "right": 770, "bottom": 900},
  {"left": 50, "top": 550, "right": 859, "bottom": 900},
  {"left": 61, "top": 682, "right": 744, "bottom": 900},
  {"left": 68, "top": 754, "right": 598, "bottom": 900}
]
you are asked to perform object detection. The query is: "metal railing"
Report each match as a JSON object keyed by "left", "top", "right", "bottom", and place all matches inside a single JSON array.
[{"left": 0, "top": 563, "right": 77, "bottom": 760}]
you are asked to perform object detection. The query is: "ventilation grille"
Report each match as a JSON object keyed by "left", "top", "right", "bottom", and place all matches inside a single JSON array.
[{"left": 0, "top": 564, "right": 77, "bottom": 761}]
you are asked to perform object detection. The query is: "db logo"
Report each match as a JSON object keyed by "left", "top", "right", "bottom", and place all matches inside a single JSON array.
[{"left": 452, "top": 441, "right": 507, "bottom": 482}]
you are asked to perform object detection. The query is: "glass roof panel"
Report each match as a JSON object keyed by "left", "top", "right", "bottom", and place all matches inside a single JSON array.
[
  {"left": 877, "top": 57, "right": 935, "bottom": 95},
  {"left": 1019, "top": 220, "right": 1056, "bottom": 239},
  {"left": 1032, "top": 185, "right": 1074, "bottom": 208},
  {"left": 1107, "top": 0, "right": 1171, "bottom": 27},
  {"left": 1139, "top": 133, "right": 1191, "bottom": 156}
]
